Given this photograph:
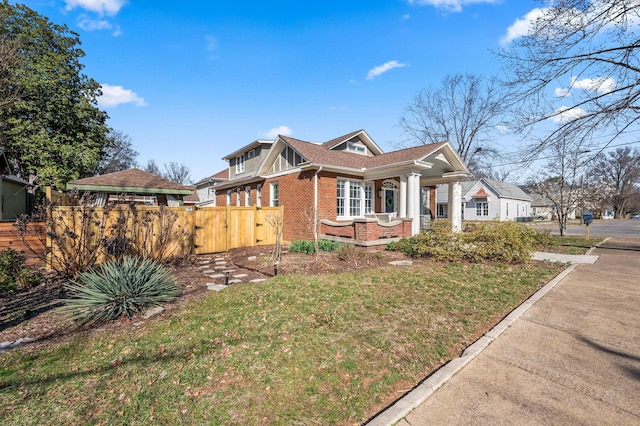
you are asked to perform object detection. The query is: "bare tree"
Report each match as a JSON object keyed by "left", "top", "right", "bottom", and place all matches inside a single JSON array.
[
  {"left": 399, "top": 73, "right": 508, "bottom": 169},
  {"left": 527, "top": 137, "right": 592, "bottom": 236},
  {"left": 96, "top": 130, "right": 139, "bottom": 174},
  {"left": 498, "top": 1, "right": 640, "bottom": 155},
  {"left": 590, "top": 147, "right": 640, "bottom": 218},
  {"left": 163, "top": 162, "right": 192, "bottom": 185},
  {"left": 143, "top": 159, "right": 162, "bottom": 176}
]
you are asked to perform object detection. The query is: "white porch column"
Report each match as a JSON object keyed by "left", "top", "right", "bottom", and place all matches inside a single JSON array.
[
  {"left": 399, "top": 175, "right": 407, "bottom": 218},
  {"left": 408, "top": 173, "right": 421, "bottom": 235},
  {"left": 448, "top": 181, "right": 462, "bottom": 232}
]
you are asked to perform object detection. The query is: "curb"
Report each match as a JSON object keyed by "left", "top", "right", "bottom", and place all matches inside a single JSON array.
[{"left": 365, "top": 263, "right": 579, "bottom": 426}]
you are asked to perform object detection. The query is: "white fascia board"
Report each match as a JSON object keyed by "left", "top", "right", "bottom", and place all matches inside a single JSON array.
[{"left": 222, "top": 139, "right": 273, "bottom": 161}]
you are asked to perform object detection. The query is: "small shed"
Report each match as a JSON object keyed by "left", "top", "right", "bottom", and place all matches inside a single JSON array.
[
  {"left": 0, "top": 149, "right": 29, "bottom": 221},
  {"left": 66, "top": 168, "right": 195, "bottom": 206}
]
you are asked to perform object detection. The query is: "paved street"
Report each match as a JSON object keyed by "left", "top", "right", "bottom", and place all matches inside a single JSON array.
[{"left": 537, "top": 218, "right": 640, "bottom": 238}]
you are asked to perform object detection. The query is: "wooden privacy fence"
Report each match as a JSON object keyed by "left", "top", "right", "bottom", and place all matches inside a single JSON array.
[
  {"left": 1, "top": 205, "right": 283, "bottom": 268},
  {"left": 45, "top": 205, "right": 283, "bottom": 261}
]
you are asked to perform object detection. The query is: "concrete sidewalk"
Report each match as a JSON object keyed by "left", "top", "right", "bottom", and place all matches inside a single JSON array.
[{"left": 368, "top": 237, "right": 640, "bottom": 426}]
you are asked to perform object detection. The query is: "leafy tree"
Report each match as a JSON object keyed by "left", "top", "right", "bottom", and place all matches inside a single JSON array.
[
  {"left": 399, "top": 73, "right": 507, "bottom": 171},
  {"left": 590, "top": 147, "right": 640, "bottom": 218},
  {"left": 96, "top": 130, "right": 139, "bottom": 174},
  {"left": 0, "top": 1, "right": 109, "bottom": 190},
  {"left": 0, "top": 30, "right": 22, "bottom": 112},
  {"left": 499, "top": 0, "right": 640, "bottom": 154}
]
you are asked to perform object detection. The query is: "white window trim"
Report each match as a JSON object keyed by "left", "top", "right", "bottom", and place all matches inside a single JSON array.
[
  {"left": 337, "top": 178, "right": 373, "bottom": 219},
  {"left": 270, "top": 182, "right": 279, "bottom": 207},
  {"left": 245, "top": 186, "right": 250, "bottom": 206},
  {"left": 256, "top": 184, "right": 262, "bottom": 207},
  {"left": 226, "top": 190, "right": 231, "bottom": 206},
  {"left": 236, "top": 154, "right": 245, "bottom": 174}
]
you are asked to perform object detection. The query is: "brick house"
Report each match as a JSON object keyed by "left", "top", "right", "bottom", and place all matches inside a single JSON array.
[{"left": 211, "top": 130, "right": 470, "bottom": 246}]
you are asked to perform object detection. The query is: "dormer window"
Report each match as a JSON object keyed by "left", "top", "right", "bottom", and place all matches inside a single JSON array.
[
  {"left": 347, "top": 141, "right": 366, "bottom": 155},
  {"left": 236, "top": 154, "right": 245, "bottom": 174},
  {"left": 247, "top": 149, "right": 256, "bottom": 159}
]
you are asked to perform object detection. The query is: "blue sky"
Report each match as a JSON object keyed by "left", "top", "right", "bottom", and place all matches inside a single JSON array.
[{"left": 17, "top": 0, "right": 540, "bottom": 182}]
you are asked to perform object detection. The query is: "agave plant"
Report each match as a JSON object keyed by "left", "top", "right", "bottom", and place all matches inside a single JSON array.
[{"left": 59, "top": 256, "right": 180, "bottom": 325}]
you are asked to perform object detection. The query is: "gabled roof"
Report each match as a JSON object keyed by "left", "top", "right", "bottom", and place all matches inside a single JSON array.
[
  {"left": 438, "top": 178, "right": 531, "bottom": 202},
  {"left": 195, "top": 168, "right": 229, "bottom": 186},
  {"left": 482, "top": 178, "right": 531, "bottom": 201},
  {"left": 278, "top": 135, "right": 450, "bottom": 171},
  {"left": 66, "top": 168, "right": 194, "bottom": 195},
  {"left": 222, "top": 139, "right": 273, "bottom": 161},
  {"left": 320, "top": 129, "right": 384, "bottom": 155},
  {"left": 215, "top": 130, "right": 469, "bottom": 188}
]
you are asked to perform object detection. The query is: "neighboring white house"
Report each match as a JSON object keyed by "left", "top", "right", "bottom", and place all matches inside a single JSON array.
[
  {"left": 530, "top": 193, "right": 577, "bottom": 220},
  {"left": 193, "top": 168, "right": 229, "bottom": 206},
  {"left": 436, "top": 178, "right": 532, "bottom": 222}
]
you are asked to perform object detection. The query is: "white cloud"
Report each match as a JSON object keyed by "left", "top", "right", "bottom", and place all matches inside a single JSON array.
[
  {"left": 408, "top": 0, "right": 498, "bottom": 13},
  {"left": 65, "top": 0, "right": 127, "bottom": 16},
  {"left": 98, "top": 84, "right": 147, "bottom": 108},
  {"left": 260, "top": 126, "right": 293, "bottom": 139},
  {"left": 555, "top": 76, "right": 616, "bottom": 97},
  {"left": 571, "top": 76, "right": 616, "bottom": 93},
  {"left": 551, "top": 106, "right": 586, "bottom": 123},
  {"left": 555, "top": 87, "right": 571, "bottom": 97},
  {"left": 77, "top": 15, "right": 111, "bottom": 31},
  {"left": 500, "top": 8, "right": 546, "bottom": 45},
  {"left": 366, "top": 60, "right": 407, "bottom": 81}
]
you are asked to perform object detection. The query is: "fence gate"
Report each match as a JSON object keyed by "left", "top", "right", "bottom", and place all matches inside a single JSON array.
[
  {"left": 193, "top": 206, "right": 282, "bottom": 255},
  {"left": 193, "top": 207, "right": 228, "bottom": 254}
]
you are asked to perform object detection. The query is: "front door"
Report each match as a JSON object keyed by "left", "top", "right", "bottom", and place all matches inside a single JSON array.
[{"left": 384, "top": 189, "right": 396, "bottom": 214}]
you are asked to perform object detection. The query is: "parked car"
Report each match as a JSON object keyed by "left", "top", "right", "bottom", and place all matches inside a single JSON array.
[{"left": 630, "top": 213, "right": 639, "bottom": 219}]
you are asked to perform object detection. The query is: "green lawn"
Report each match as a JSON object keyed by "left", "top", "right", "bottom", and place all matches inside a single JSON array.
[
  {"left": 0, "top": 261, "right": 563, "bottom": 425},
  {"left": 534, "top": 234, "right": 604, "bottom": 255}
]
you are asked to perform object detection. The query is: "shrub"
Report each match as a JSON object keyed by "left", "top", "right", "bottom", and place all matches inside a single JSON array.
[
  {"left": 386, "top": 220, "right": 535, "bottom": 263},
  {"left": 317, "top": 239, "right": 340, "bottom": 252},
  {"left": 335, "top": 243, "right": 365, "bottom": 263},
  {"left": 0, "top": 248, "right": 41, "bottom": 293},
  {"left": 59, "top": 256, "right": 180, "bottom": 325},
  {"left": 288, "top": 239, "right": 340, "bottom": 255},
  {"left": 288, "top": 240, "right": 316, "bottom": 255}
]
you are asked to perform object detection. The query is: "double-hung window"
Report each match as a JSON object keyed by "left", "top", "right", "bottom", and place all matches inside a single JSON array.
[
  {"left": 270, "top": 182, "right": 279, "bottom": 207},
  {"left": 337, "top": 178, "right": 373, "bottom": 219},
  {"left": 236, "top": 154, "right": 245, "bottom": 174},
  {"left": 476, "top": 201, "right": 489, "bottom": 216}
]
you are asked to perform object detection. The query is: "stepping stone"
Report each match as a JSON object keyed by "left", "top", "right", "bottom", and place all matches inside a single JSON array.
[
  {"left": 143, "top": 306, "right": 164, "bottom": 319},
  {"left": 234, "top": 274, "right": 248, "bottom": 278},
  {"left": 214, "top": 265, "right": 226, "bottom": 269},
  {"left": 208, "top": 273, "right": 224, "bottom": 279},
  {"left": 215, "top": 261, "right": 227, "bottom": 266},
  {"left": 223, "top": 269, "right": 237, "bottom": 273},
  {"left": 389, "top": 260, "right": 413, "bottom": 266},
  {"left": 207, "top": 284, "right": 227, "bottom": 291},
  {"left": 248, "top": 256, "right": 257, "bottom": 261},
  {"left": 202, "top": 269, "right": 219, "bottom": 274},
  {"left": 228, "top": 279, "right": 242, "bottom": 285},
  {"left": 198, "top": 260, "right": 211, "bottom": 265},
  {"left": 250, "top": 278, "right": 267, "bottom": 283},
  {"left": 214, "top": 258, "right": 225, "bottom": 262}
]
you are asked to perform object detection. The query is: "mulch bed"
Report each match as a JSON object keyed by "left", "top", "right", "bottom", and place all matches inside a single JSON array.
[{"left": 0, "top": 245, "right": 409, "bottom": 353}]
